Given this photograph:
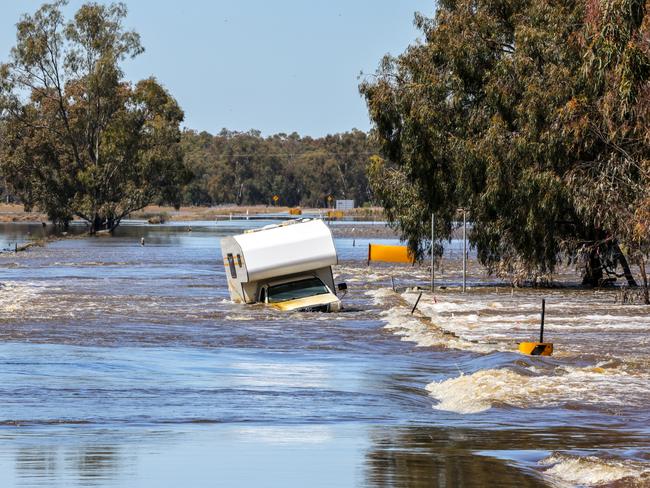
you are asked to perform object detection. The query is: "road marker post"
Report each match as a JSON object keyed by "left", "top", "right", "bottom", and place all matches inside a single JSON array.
[{"left": 518, "top": 298, "right": 553, "bottom": 356}]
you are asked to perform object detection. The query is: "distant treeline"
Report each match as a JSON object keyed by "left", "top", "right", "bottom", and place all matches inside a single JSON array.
[
  {"left": 180, "top": 129, "right": 376, "bottom": 208},
  {"left": 0, "top": 127, "right": 377, "bottom": 209}
]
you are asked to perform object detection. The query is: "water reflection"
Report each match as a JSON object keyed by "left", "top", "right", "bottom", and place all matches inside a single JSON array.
[
  {"left": 364, "top": 427, "right": 650, "bottom": 488},
  {"left": 6, "top": 424, "right": 649, "bottom": 487},
  {"left": 14, "top": 443, "right": 130, "bottom": 487},
  {"left": 2, "top": 425, "right": 362, "bottom": 488},
  {"left": 366, "top": 428, "right": 542, "bottom": 487}
]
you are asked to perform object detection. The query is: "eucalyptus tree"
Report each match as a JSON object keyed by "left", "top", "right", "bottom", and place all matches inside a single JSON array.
[
  {"left": 0, "top": 1, "right": 188, "bottom": 232},
  {"left": 565, "top": 0, "right": 650, "bottom": 296},
  {"left": 361, "top": 0, "right": 649, "bottom": 289}
]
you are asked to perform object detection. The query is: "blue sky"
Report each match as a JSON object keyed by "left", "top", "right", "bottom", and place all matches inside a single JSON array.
[{"left": 0, "top": 1, "right": 433, "bottom": 136}]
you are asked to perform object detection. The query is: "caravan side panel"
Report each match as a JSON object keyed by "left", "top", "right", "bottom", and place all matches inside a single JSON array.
[
  {"left": 234, "top": 220, "right": 337, "bottom": 282},
  {"left": 220, "top": 237, "right": 255, "bottom": 303}
]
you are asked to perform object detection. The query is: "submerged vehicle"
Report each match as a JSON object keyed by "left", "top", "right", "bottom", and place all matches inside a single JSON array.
[{"left": 220, "top": 219, "right": 347, "bottom": 312}]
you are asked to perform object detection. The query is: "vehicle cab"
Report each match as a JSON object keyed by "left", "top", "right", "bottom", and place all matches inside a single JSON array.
[{"left": 259, "top": 275, "right": 342, "bottom": 312}]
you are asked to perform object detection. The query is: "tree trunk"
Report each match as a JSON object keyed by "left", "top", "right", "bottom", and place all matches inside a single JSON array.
[
  {"left": 639, "top": 258, "right": 649, "bottom": 305},
  {"left": 90, "top": 214, "right": 104, "bottom": 234},
  {"left": 107, "top": 216, "right": 120, "bottom": 233},
  {"left": 582, "top": 247, "right": 603, "bottom": 287},
  {"left": 612, "top": 241, "right": 638, "bottom": 287}
]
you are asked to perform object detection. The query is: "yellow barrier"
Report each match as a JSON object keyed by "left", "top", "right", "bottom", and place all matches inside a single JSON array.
[
  {"left": 327, "top": 210, "right": 344, "bottom": 219},
  {"left": 289, "top": 208, "right": 302, "bottom": 215},
  {"left": 367, "top": 244, "right": 415, "bottom": 264},
  {"left": 518, "top": 342, "right": 553, "bottom": 356}
]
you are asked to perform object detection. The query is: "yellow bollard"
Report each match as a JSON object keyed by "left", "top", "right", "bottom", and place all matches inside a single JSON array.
[
  {"left": 518, "top": 342, "right": 553, "bottom": 356},
  {"left": 519, "top": 298, "right": 553, "bottom": 356}
]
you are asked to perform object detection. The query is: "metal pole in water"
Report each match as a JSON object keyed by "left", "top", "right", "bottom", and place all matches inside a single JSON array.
[
  {"left": 431, "top": 213, "right": 435, "bottom": 292},
  {"left": 539, "top": 298, "right": 546, "bottom": 342},
  {"left": 391, "top": 276, "right": 395, "bottom": 292},
  {"left": 462, "top": 209, "right": 467, "bottom": 293},
  {"left": 411, "top": 291, "right": 423, "bottom": 314}
]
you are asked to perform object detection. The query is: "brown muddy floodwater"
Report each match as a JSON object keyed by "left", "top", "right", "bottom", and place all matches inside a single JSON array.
[{"left": 0, "top": 220, "right": 649, "bottom": 488}]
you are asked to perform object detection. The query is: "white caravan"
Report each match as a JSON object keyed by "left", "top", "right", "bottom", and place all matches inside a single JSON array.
[{"left": 220, "top": 219, "right": 346, "bottom": 312}]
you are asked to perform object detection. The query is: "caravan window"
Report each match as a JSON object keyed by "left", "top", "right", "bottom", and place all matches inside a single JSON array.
[{"left": 227, "top": 253, "right": 237, "bottom": 278}]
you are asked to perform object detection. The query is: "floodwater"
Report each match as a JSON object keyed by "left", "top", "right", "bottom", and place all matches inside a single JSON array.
[{"left": 0, "top": 220, "right": 649, "bottom": 487}]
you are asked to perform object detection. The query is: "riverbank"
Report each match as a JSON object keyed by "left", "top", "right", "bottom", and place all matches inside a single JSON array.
[
  {"left": 129, "top": 204, "right": 385, "bottom": 222},
  {"left": 0, "top": 203, "right": 385, "bottom": 223},
  {"left": 0, "top": 205, "right": 398, "bottom": 240},
  {"left": 0, "top": 203, "right": 47, "bottom": 222}
]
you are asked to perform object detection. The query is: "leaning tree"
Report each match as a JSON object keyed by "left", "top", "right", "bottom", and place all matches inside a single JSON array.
[{"left": 361, "top": 0, "right": 650, "bottom": 291}]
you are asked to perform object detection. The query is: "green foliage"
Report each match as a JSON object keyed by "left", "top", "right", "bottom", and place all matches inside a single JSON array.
[
  {"left": 361, "top": 0, "right": 650, "bottom": 285},
  {"left": 367, "top": 155, "right": 433, "bottom": 258},
  {"left": 181, "top": 129, "right": 375, "bottom": 208},
  {"left": 567, "top": 0, "right": 650, "bottom": 252},
  {"left": 0, "top": 1, "right": 187, "bottom": 232}
]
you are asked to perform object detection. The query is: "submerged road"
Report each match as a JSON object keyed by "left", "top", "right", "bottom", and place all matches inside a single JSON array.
[{"left": 0, "top": 221, "right": 648, "bottom": 487}]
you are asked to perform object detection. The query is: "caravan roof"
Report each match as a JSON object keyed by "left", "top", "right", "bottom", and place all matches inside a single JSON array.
[{"left": 233, "top": 219, "right": 337, "bottom": 282}]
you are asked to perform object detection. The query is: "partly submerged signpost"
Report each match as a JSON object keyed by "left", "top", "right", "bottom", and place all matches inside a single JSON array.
[{"left": 519, "top": 298, "right": 554, "bottom": 356}]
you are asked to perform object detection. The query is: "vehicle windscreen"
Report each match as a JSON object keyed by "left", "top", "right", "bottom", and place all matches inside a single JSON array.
[{"left": 267, "top": 277, "right": 329, "bottom": 303}]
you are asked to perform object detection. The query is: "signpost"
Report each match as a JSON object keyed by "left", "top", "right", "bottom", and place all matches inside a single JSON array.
[
  {"left": 431, "top": 213, "right": 435, "bottom": 292},
  {"left": 462, "top": 209, "right": 467, "bottom": 293},
  {"left": 335, "top": 199, "right": 355, "bottom": 211},
  {"left": 518, "top": 299, "right": 553, "bottom": 356}
]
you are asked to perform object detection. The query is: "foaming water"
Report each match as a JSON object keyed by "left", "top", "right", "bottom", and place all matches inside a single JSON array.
[
  {"left": 370, "top": 289, "right": 501, "bottom": 354},
  {"left": 425, "top": 363, "right": 650, "bottom": 414},
  {"left": 365, "top": 286, "right": 650, "bottom": 424},
  {"left": 538, "top": 452, "right": 650, "bottom": 487}
]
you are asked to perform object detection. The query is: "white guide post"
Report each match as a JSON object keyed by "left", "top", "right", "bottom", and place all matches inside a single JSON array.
[
  {"left": 431, "top": 213, "right": 435, "bottom": 292},
  {"left": 462, "top": 209, "right": 467, "bottom": 293}
]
